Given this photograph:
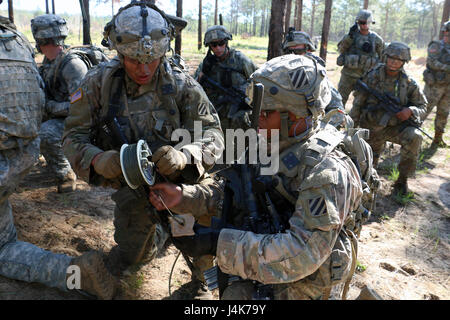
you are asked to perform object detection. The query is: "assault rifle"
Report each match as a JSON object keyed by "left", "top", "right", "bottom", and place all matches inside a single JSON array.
[
  {"left": 199, "top": 73, "right": 252, "bottom": 117},
  {"left": 355, "top": 79, "right": 432, "bottom": 140}
]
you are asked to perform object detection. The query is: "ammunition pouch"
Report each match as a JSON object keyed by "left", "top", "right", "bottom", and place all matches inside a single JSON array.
[
  {"left": 337, "top": 54, "right": 345, "bottom": 66},
  {"left": 423, "top": 68, "right": 435, "bottom": 85},
  {"left": 344, "top": 54, "right": 377, "bottom": 71}
]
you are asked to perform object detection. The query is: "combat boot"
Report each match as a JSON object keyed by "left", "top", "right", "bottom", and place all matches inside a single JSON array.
[
  {"left": 57, "top": 169, "right": 77, "bottom": 193},
  {"left": 70, "top": 251, "right": 118, "bottom": 300},
  {"left": 187, "top": 277, "right": 214, "bottom": 300},
  {"left": 392, "top": 176, "right": 408, "bottom": 196},
  {"left": 431, "top": 131, "right": 447, "bottom": 148}
]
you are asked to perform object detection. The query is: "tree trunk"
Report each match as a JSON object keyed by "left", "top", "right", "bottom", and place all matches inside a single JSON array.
[
  {"left": 320, "top": 0, "right": 332, "bottom": 62},
  {"left": 214, "top": 0, "right": 218, "bottom": 25},
  {"left": 310, "top": 0, "right": 316, "bottom": 36},
  {"left": 363, "top": 0, "right": 369, "bottom": 9},
  {"left": 198, "top": 0, "right": 202, "bottom": 50},
  {"left": 175, "top": 0, "right": 183, "bottom": 55},
  {"left": 383, "top": 3, "right": 389, "bottom": 40},
  {"left": 45, "top": 0, "right": 50, "bottom": 14},
  {"left": 79, "top": 0, "right": 91, "bottom": 45},
  {"left": 7, "top": 0, "right": 13, "bottom": 23},
  {"left": 268, "top": 0, "right": 287, "bottom": 60},
  {"left": 294, "top": 0, "right": 303, "bottom": 30},
  {"left": 439, "top": 0, "right": 450, "bottom": 39},
  {"left": 52, "top": 0, "right": 55, "bottom": 14},
  {"left": 285, "top": 0, "right": 292, "bottom": 33}
]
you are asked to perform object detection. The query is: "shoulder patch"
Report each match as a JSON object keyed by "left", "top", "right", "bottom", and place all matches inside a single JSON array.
[
  {"left": 70, "top": 88, "right": 83, "bottom": 104},
  {"left": 198, "top": 102, "right": 210, "bottom": 116},
  {"left": 309, "top": 197, "right": 327, "bottom": 216}
]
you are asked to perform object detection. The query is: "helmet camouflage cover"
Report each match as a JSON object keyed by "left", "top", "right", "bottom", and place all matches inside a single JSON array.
[
  {"left": 442, "top": 21, "right": 450, "bottom": 33},
  {"left": 204, "top": 25, "right": 232, "bottom": 46},
  {"left": 383, "top": 41, "right": 411, "bottom": 62},
  {"left": 356, "top": 9, "right": 374, "bottom": 24},
  {"left": 104, "top": 2, "right": 174, "bottom": 64},
  {"left": 31, "top": 14, "right": 68, "bottom": 41},
  {"left": 283, "top": 30, "right": 316, "bottom": 51},
  {"left": 249, "top": 54, "right": 330, "bottom": 120}
]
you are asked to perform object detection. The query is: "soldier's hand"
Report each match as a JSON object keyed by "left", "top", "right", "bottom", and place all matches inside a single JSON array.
[
  {"left": 152, "top": 145, "right": 187, "bottom": 176},
  {"left": 149, "top": 183, "right": 183, "bottom": 211},
  {"left": 92, "top": 150, "right": 122, "bottom": 179},
  {"left": 171, "top": 224, "right": 220, "bottom": 257},
  {"left": 349, "top": 22, "right": 358, "bottom": 38},
  {"left": 395, "top": 107, "right": 413, "bottom": 122}
]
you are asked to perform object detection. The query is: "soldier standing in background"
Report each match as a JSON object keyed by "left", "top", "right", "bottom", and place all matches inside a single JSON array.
[
  {"left": 31, "top": 14, "right": 108, "bottom": 193},
  {"left": 336, "top": 9, "right": 384, "bottom": 107},
  {"left": 422, "top": 21, "right": 450, "bottom": 148},
  {"left": 350, "top": 42, "right": 427, "bottom": 196},
  {"left": 0, "top": 3, "right": 115, "bottom": 300},
  {"left": 194, "top": 25, "right": 257, "bottom": 130}
]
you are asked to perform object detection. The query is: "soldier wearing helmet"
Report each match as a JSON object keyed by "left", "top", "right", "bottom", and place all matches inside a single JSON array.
[
  {"left": 62, "top": 1, "right": 224, "bottom": 298},
  {"left": 282, "top": 29, "right": 350, "bottom": 129},
  {"left": 194, "top": 25, "right": 257, "bottom": 130},
  {"left": 336, "top": 9, "right": 384, "bottom": 106},
  {"left": 172, "top": 54, "right": 380, "bottom": 300},
  {"left": 421, "top": 20, "right": 450, "bottom": 147},
  {"left": 0, "top": 3, "right": 115, "bottom": 300},
  {"left": 351, "top": 42, "right": 427, "bottom": 196},
  {"left": 30, "top": 14, "right": 108, "bottom": 193}
]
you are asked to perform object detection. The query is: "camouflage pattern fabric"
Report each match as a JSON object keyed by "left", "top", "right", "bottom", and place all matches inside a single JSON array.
[
  {"left": 62, "top": 57, "right": 224, "bottom": 269},
  {"left": 351, "top": 63, "right": 427, "bottom": 175},
  {"left": 0, "top": 21, "right": 72, "bottom": 291},
  {"left": 337, "top": 31, "right": 384, "bottom": 105},
  {"left": 422, "top": 40, "right": 450, "bottom": 135},
  {"left": 194, "top": 48, "right": 257, "bottom": 130},
  {"left": 39, "top": 50, "right": 90, "bottom": 181},
  {"left": 216, "top": 124, "right": 364, "bottom": 300}
]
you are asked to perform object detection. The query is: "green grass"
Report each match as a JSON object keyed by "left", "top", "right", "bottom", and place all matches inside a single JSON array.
[
  {"left": 356, "top": 260, "right": 367, "bottom": 273},
  {"left": 393, "top": 191, "right": 416, "bottom": 206},
  {"left": 388, "top": 165, "right": 400, "bottom": 182}
]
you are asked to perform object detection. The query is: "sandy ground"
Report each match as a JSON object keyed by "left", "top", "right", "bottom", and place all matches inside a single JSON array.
[{"left": 0, "top": 51, "right": 448, "bottom": 301}]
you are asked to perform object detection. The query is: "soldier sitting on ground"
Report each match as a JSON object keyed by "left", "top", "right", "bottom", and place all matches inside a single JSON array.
[
  {"left": 350, "top": 42, "right": 427, "bottom": 196},
  {"left": 31, "top": 14, "right": 109, "bottom": 193},
  {"left": 194, "top": 25, "right": 257, "bottom": 131}
]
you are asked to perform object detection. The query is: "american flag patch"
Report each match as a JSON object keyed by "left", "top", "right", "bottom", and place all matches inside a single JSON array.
[
  {"left": 70, "top": 88, "right": 83, "bottom": 104},
  {"left": 289, "top": 68, "right": 309, "bottom": 89},
  {"left": 309, "top": 197, "right": 327, "bottom": 216},
  {"left": 198, "top": 103, "right": 209, "bottom": 116}
]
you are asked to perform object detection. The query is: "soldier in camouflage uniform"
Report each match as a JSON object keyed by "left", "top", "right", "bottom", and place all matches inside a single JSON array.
[
  {"left": 337, "top": 9, "right": 384, "bottom": 107},
  {"left": 194, "top": 25, "right": 257, "bottom": 130},
  {"left": 422, "top": 21, "right": 450, "bottom": 147},
  {"left": 283, "top": 29, "right": 351, "bottom": 129},
  {"left": 173, "top": 54, "right": 379, "bottom": 300},
  {"left": 0, "top": 5, "right": 115, "bottom": 300},
  {"left": 350, "top": 42, "right": 427, "bottom": 196},
  {"left": 30, "top": 14, "right": 88, "bottom": 193},
  {"left": 62, "top": 2, "right": 224, "bottom": 296}
]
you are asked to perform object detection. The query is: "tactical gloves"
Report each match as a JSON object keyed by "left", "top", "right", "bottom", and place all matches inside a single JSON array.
[
  {"left": 349, "top": 22, "right": 359, "bottom": 39},
  {"left": 172, "top": 224, "right": 221, "bottom": 257},
  {"left": 152, "top": 145, "right": 187, "bottom": 176},
  {"left": 92, "top": 150, "right": 122, "bottom": 179}
]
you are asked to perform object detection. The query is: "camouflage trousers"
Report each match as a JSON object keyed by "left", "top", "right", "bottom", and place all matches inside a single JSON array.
[
  {"left": 337, "top": 72, "right": 360, "bottom": 107},
  {"left": 0, "top": 138, "right": 72, "bottom": 291},
  {"left": 39, "top": 118, "right": 73, "bottom": 180},
  {"left": 361, "top": 122, "right": 423, "bottom": 177},
  {"left": 423, "top": 83, "right": 450, "bottom": 134}
]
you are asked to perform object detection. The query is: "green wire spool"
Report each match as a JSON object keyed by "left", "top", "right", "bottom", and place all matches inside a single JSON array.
[{"left": 120, "top": 139, "right": 156, "bottom": 189}]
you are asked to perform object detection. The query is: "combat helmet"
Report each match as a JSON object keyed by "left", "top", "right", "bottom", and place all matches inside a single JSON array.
[
  {"left": 102, "top": 1, "right": 175, "bottom": 64},
  {"left": 31, "top": 14, "right": 68, "bottom": 52},
  {"left": 442, "top": 21, "right": 450, "bottom": 33},
  {"left": 356, "top": 9, "right": 375, "bottom": 24},
  {"left": 383, "top": 41, "right": 411, "bottom": 62},
  {"left": 283, "top": 30, "right": 316, "bottom": 52},
  {"left": 249, "top": 54, "right": 331, "bottom": 133},
  {"left": 203, "top": 25, "right": 232, "bottom": 46}
]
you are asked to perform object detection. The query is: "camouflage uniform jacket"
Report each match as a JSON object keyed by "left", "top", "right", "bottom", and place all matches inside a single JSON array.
[
  {"left": 39, "top": 48, "right": 91, "bottom": 119},
  {"left": 423, "top": 40, "right": 450, "bottom": 85},
  {"left": 338, "top": 31, "right": 384, "bottom": 78},
  {"left": 62, "top": 57, "right": 224, "bottom": 186},
  {"left": 351, "top": 63, "right": 427, "bottom": 127},
  {"left": 194, "top": 48, "right": 257, "bottom": 108},
  {"left": 216, "top": 124, "right": 364, "bottom": 293}
]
